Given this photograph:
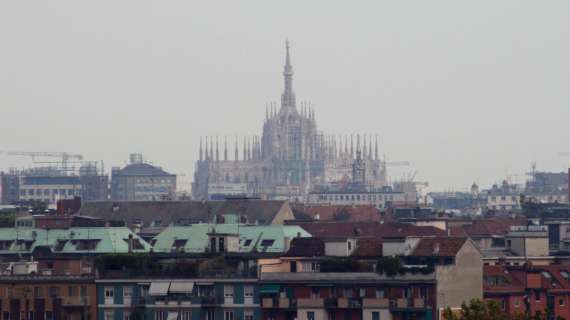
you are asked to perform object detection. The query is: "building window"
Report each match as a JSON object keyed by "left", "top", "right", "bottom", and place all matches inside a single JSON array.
[
  {"left": 155, "top": 311, "right": 167, "bottom": 320},
  {"left": 311, "top": 287, "right": 320, "bottom": 299},
  {"left": 28, "top": 312, "right": 34, "bottom": 320},
  {"left": 307, "top": 312, "right": 315, "bottom": 320},
  {"left": 33, "top": 287, "right": 43, "bottom": 298},
  {"left": 206, "top": 311, "right": 215, "bottom": 320},
  {"left": 514, "top": 298, "right": 520, "bottom": 307},
  {"left": 244, "top": 311, "right": 254, "bottom": 320},
  {"left": 124, "top": 286, "right": 133, "bottom": 301},
  {"left": 224, "top": 285, "right": 234, "bottom": 299},
  {"left": 3, "top": 312, "right": 9, "bottom": 320},
  {"left": 376, "top": 289, "right": 385, "bottom": 298},
  {"left": 105, "top": 311, "right": 115, "bottom": 320},
  {"left": 123, "top": 314, "right": 131, "bottom": 320},
  {"left": 359, "top": 288, "right": 366, "bottom": 298},
  {"left": 224, "top": 311, "right": 234, "bottom": 320},
  {"left": 244, "top": 285, "right": 254, "bottom": 298},
  {"left": 311, "top": 262, "right": 320, "bottom": 272},
  {"left": 48, "top": 287, "right": 59, "bottom": 297},
  {"left": 372, "top": 312, "right": 380, "bottom": 320},
  {"left": 68, "top": 286, "right": 77, "bottom": 296},
  {"left": 105, "top": 287, "right": 114, "bottom": 298},
  {"left": 501, "top": 299, "right": 506, "bottom": 310},
  {"left": 561, "top": 298, "right": 565, "bottom": 307},
  {"left": 45, "top": 312, "right": 53, "bottom": 320},
  {"left": 181, "top": 311, "right": 192, "bottom": 320}
]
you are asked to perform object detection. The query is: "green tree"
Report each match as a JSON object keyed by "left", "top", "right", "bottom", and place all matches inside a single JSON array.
[{"left": 443, "top": 299, "right": 508, "bottom": 320}]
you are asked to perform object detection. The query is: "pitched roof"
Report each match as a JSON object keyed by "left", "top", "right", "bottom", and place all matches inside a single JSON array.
[
  {"left": 291, "top": 204, "right": 382, "bottom": 222},
  {"left": 79, "top": 199, "right": 290, "bottom": 227},
  {"left": 0, "top": 227, "right": 151, "bottom": 255},
  {"left": 351, "top": 238, "right": 383, "bottom": 257},
  {"left": 410, "top": 237, "right": 467, "bottom": 257},
  {"left": 152, "top": 224, "right": 310, "bottom": 254},
  {"left": 291, "top": 221, "right": 445, "bottom": 240},
  {"left": 284, "top": 237, "right": 325, "bottom": 257},
  {"left": 450, "top": 219, "right": 526, "bottom": 238},
  {"left": 114, "top": 163, "right": 174, "bottom": 176}
]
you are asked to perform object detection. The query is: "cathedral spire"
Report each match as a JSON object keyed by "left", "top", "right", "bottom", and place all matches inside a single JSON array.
[
  {"left": 224, "top": 136, "right": 228, "bottom": 161},
  {"left": 199, "top": 136, "right": 203, "bottom": 161},
  {"left": 215, "top": 136, "right": 219, "bottom": 161},
  {"left": 281, "top": 40, "right": 296, "bottom": 110},
  {"left": 375, "top": 135, "right": 379, "bottom": 160},
  {"left": 235, "top": 136, "right": 239, "bottom": 161}
]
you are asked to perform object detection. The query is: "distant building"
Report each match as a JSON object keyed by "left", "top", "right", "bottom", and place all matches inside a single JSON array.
[
  {"left": 0, "top": 170, "right": 20, "bottom": 204},
  {"left": 1, "top": 164, "right": 108, "bottom": 205},
  {"left": 110, "top": 154, "right": 176, "bottom": 201},
  {"left": 307, "top": 187, "right": 408, "bottom": 209},
  {"left": 192, "top": 42, "right": 387, "bottom": 201}
]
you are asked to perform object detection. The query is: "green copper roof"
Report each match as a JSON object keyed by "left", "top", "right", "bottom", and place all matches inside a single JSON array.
[
  {"left": 0, "top": 227, "right": 151, "bottom": 255},
  {"left": 152, "top": 223, "right": 311, "bottom": 253}
]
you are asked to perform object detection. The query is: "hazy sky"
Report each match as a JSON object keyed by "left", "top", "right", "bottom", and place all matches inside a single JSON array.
[{"left": 1, "top": 1, "right": 569, "bottom": 191}]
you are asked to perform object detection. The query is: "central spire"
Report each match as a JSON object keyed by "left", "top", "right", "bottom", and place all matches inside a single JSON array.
[{"left": 281, "top": 40, "right": 296, "bottom": 110}]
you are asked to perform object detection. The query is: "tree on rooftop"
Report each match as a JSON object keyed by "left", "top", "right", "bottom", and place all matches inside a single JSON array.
[
  {"left": 375, "top": 256, "right": 403, "bottom": 277},
  {"left": 443, "top": 299, "right": 508, "bottom": 320}
]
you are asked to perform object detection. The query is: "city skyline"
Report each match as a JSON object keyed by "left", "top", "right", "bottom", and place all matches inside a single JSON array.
[{"left": 1, "top": 1, "right": 569, "bottom": 191}]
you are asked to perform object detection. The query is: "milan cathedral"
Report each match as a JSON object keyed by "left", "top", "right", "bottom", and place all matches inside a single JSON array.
[{"left": 192, "top": 42, "right": 386, "bottom": 199}]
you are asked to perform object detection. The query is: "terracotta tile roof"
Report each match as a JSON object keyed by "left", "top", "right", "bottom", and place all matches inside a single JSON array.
[
  {"left": 291, "top": 221, "right": 446, "bottom": 239},
  {"left": 484, "top": 265, "right": 570, "bottom": 294},
  {"left": 79, "top": 199, "right": 288, "bottom": 227},
  {"left": 291, "top": 204, "right": 382, "bottom": 222},
  {"left": 351, "top": 238, "right": 383, "bottom": 257},
  {"left": 410, "top": 237, "right": 467, "bottom": 257},
  {"left": 483, "top": 265, "right": 525, "bottom": 293},
  {"left": 449, "top": 219, "right": 526, "bottom": 237},
  {"left": 284, "top": 237, "right": 325, "bottom": 257}
]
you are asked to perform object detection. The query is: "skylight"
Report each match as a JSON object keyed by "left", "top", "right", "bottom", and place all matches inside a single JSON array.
[{"left": 542, "top": 271, "right": 552, "bottom": 279}]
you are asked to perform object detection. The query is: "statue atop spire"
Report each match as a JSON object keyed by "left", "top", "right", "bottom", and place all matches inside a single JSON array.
[{"left": 281, "top": 40, "right": 296, "bottom": 111}]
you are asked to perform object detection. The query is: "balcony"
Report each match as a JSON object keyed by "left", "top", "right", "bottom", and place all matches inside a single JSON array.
[
  {"left": 61, "top": 296, "right": 90, "bottom": 307},
  {"left": 324, "top": 298, "right": 337, "bottom": 308},
  {"left": 262, "top": 298, "right": 274, "bottom": 308},
  {"left": 390, "top": 298, "right": 427, "bottom": 311},
  {"left": 336, "top": 298, "right": 362, "bottom": 309},
  {"left": 191, "top": 296, "right": 219, "bottom": 305},
  {"left": 362, "top": 298, "right": 389, "bottom": 308},
  {"left": 297, "top": 298, "right": 324, "bottom": 308},
  {"left": 413, "top": 298, "right": 425, "bottom": 309},
  {"left": 279, "top": 298, "right": 291, "bottom": 308}
]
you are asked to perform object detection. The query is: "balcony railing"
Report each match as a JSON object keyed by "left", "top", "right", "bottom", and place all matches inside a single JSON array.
[
  {"left": 61, "top": 296, "right": 90, "bottom": 306},
  {"left": 362, "top": 298, "right": 389, "bottom": 308},
  {"left": 390, "top": 298, "right": 427, "bottom": 310},
  {"left": 262, "top": 298, "right": 274, "bottom": 308},
  {"left": 191, "top": 296, "right": 219, "bottom": 305},
  {"left": 279, "top": 298, "right": 291, "bottom": 308},
  {"left": 297, "top": 298, "right": 324, "bottom": 308},
  {"left": 324, "top": 298, "right": 337, "bottom": 308}
]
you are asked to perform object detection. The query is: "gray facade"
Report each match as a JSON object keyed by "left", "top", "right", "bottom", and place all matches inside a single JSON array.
[{"left": 111, "top": 156, "right": 176, "bottom": 201}]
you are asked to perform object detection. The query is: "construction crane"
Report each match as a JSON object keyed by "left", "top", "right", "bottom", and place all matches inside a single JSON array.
[{"left": 0, "top": 151, "right": 83, "bottom": 170}]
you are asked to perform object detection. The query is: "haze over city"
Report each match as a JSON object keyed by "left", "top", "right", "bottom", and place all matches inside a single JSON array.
[{"left": 1, "top": 1, "right": 569, "bottom": 191}]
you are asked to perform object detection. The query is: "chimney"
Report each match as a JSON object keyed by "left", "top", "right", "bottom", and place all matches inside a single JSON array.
[
  {"left": 433, "top": 242, "right": 440, "bottom": 255},
  {"left": 127, "top": 234, "right": 134, "bottom": 254}
]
